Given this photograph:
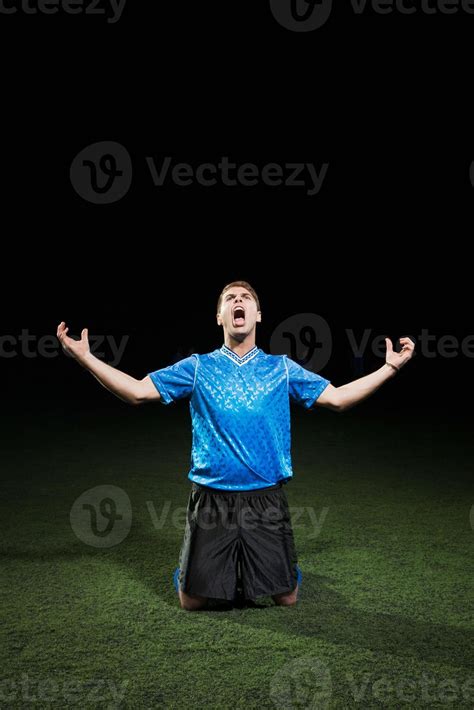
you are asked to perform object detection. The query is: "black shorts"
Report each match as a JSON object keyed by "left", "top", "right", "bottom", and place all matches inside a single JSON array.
[{"left": 176, "top": 481, "right": 299, "bottom": 601}]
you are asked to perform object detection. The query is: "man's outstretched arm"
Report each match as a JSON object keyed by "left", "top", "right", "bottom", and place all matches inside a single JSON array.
[
  {"left": 315, "top": 337, "right": 415, "bottom": 413},
  {"left": 56, "top": 322, "right": 160, "bottom": 406}
]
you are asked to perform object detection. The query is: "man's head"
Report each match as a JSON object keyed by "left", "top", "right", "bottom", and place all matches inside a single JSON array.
[{"left": 216, "top": 281, "right": 261, "bottom": 342}]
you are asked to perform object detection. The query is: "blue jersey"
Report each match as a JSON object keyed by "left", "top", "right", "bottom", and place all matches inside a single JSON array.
[{"left": 148, "top": 345, "right": 330, "bottom": 490}]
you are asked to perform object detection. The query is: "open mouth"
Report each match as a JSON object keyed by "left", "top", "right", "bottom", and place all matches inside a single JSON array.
[{"left": 232, "top": 307, "right": 246, "bottom": 327}]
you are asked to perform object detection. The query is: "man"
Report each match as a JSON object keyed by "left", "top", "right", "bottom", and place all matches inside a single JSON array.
[{"left": 56, "top": 281, "right": 414, "bottom": 611}]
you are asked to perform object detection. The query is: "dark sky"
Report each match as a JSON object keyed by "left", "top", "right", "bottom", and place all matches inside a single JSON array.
[
  {"left": 0, "top": 1, "right": 472, "bottom": 418},
  {"left": 6, "top": 248, "right": 472, "bottom": 419}
]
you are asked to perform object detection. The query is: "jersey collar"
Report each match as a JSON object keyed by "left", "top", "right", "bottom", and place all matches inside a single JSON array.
[{"left": 220, "top": 344, "right": 259, "bottom": 366}]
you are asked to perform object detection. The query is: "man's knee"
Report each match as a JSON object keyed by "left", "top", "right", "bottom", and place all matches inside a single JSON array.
[
  {"left": 179, "top": 590, "right": 208, "bottom": 611},
  {"left": 272, "top": 584, "right": 298, "bottom": 607}
]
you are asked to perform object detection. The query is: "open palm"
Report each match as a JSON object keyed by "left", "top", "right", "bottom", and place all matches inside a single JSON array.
[{"left": 57, "top": 322, "right": 90, "bottom": 361}]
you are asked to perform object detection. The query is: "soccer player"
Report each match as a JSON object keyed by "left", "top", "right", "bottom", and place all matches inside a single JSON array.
[{"left": 56, "top": 281, "right": 414, "bottom": 611}]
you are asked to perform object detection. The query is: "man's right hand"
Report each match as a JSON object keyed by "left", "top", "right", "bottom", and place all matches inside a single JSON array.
[
  {"left": 56, "top": 321, "right": 161, "bottom": 405},
  {"left": 57, "top": 322, "right": 91, "bottom": 363}
]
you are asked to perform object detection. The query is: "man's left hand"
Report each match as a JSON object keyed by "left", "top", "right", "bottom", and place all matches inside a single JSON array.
[{"left": 385, "top": 336, "right": 415, "bottom": 371}]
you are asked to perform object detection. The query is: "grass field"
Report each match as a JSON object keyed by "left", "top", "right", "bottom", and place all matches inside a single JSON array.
[{"left": 1, "top": 400, "right": 473, "bottom": 708}]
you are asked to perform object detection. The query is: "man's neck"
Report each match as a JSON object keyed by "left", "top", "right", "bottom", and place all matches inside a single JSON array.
[{"left": 223, "top": 336, "right": 257, "bottom": 358}]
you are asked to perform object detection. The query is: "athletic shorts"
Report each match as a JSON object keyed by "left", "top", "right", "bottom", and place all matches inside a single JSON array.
[{"left": 176, "top": 480, "right": 299, "bottom": 601}]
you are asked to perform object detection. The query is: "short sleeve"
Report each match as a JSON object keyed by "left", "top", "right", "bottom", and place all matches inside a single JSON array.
[
  {"left": 148, "top": 355, "right": 198, "bottom": 405},
  {"left": 284, "top": 356, "right": 330, "bottom": 409}
]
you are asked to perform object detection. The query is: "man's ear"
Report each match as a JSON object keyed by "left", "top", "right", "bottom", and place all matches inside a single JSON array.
[
  {"left": 216, "top": 313, "right": 223, "bottom": 326},
  {"left": 256, "top": 311, "right": 262, "bottom": 323}
]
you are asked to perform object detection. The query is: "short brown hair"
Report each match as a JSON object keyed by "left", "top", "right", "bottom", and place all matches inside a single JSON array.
[{"left": 217, "top": 281, "right": 261, "bottom": 314}]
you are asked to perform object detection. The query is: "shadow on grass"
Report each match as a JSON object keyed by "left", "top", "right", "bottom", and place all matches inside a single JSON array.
[{"left": 3, "top": 512, "right": 473, "bottom": 672}]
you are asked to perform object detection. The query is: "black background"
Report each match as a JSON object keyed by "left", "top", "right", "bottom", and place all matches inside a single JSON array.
[{"left": 0, "top": 0, "right": 472, "bottom": 417}]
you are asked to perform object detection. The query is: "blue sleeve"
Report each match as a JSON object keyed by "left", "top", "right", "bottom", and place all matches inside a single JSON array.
[
  {"left": 284, "top": 356, "right": 330, "bottom": 409},
  {"left": 148, "top": 355, "right": 198, "bottom": 405}
]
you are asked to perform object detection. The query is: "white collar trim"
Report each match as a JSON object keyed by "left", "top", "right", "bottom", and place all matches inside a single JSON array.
[{"left": 220, "top": 345, "right": 259, "bottom": 366}]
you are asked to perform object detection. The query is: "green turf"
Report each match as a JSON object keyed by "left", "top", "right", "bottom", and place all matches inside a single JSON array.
[{"left": 1, "top": 402, "right": 473, "bottom": 708}]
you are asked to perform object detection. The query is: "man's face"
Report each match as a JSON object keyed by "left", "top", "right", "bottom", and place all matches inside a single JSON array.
[{"left": 216, "top": 287, "right": 261, "bottom": 341}]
